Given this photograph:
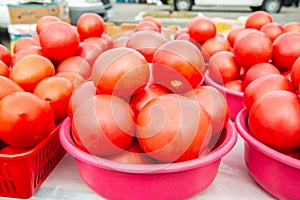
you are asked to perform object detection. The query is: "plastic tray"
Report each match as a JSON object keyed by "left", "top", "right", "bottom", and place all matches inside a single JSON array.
[{"left": 0, "top": 124, "right": 66, "bottom": 199}]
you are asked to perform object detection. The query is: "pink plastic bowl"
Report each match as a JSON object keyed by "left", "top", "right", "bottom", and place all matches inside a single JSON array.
[
  {"left": 59, "top": 117, "right": 237, "bottom": 200},
  {"left": 235, "top": 108, "right": 300, "bottom": 200},
  {"left": 204, "top": 71, "right": 244, "bottom": 121}
]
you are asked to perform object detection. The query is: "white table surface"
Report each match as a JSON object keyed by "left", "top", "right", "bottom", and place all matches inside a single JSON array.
[{"left": 1, "top": 134, "right": 277, "bottom": 200}]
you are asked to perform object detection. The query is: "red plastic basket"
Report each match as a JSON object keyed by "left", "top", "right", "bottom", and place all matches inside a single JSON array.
[{"left": 0, "top": 124, "right": 66, "bottom": 199}]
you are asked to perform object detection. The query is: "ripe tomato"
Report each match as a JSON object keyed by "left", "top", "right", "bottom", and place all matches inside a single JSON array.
[
  {"left": 135, "top": 21, "right": 160, "bottom": 32},
  {"left": 233, "top": 29, "right": 273, "bottom": 69},
  {"left": 184, "top": 85, "right": 230, "bottom": 137},
  {"left": 39, "top": 21, "right": 80, "bottom": 61},
  {"left": 248, "top": 90, "right": 300, "bottom": 152},
  {"left": 140, "top": 16, "right": 162, "bottom": 33},
  {"left": 125, "top": 30, "right": 168, "bottom": 62},
  {"left": 34, "top": 76, "right": 74, "bottom": 123},
  {"left": 77, "top": 42, "right": 104, "bottom": 67},
  {"left": 129, "top": 82, "right": 170, "bottom": 116},
  {"left": 290, "top": 56, "right": 300, "bottom": 92},
  {"left": 242, "top": 62, "right": 280, "bottom": 90},
  {"left": 272, "top": 32, "right": 300, "bottom": 72},
  {"left": 82, "top": 37, "right": 109, "bottom": 52},
  {"left": 260, "top": 22, "right": 283, "bottom": 42},
  {"left": 11, "top": 45, "right": 44, "bottom": 66},
  {"left": 76, "top": 13, "right": 105, "bottom": 39},
  {"left": 13, "top": 37, "right": 40, "bottom": 54},
  {"left": 187, "top": 16, "right": 217, "bottom": 43},
  {"left": 226, "top": 26, "right": 245, "bottom": 48},
  {"left": 152, "top": 40, "right": 205, "bottom": 93},
  {"left": 9, "top": 54, "right": 55, "bottom": 92},
  {"left": 244, "top": 10, "right": 273, "bottom": 30},
  {"left": 0, "top": 44, "right": 12, "bottom": 67},
  {"left": 36, "top": 15, "right": 61, "bottom": 34},
  {"left": 0, "top": 146, "right": 31, "bottom": 154},
  {"left": 224, "top": 79, "right": 243, "bottom": 92},
  {"left": 57, "top": 56, "right": 92, "bottom": 80},
  {"left": 0, "top": 91, "right": 55, "bottom": 148},
  {"left": 55, "top": 71, "right": 86, "bottom": 88},
  {"left": 0, "top": 60, "right": 9, "bottom": 77},
  {"left": 92, "top": 47, "right": 150, "bottom": 97},
  {"left": 0, "top": 76, "right": 24, "bottom": 100},
  {"left": 72, "top": 94, "right": 135, "bottom": 156},
  {"left": 243, "top": 74, "right": 295, "bottom": 112},
  {"left": 201, "top": 35, "right": 231, "bottom": 58},
  {"left": 282, "top": 21, "right": 300, "bottom": 33},
  {"left": 114, "top": 35, "right": 131, "bottom": 48},
  {"left": 101, "top": 33, "right": 114, "bottom": 50},
  {"left": 104, "top": 141, "right": 157, "bottom": 164},
  {"left": 136, "top": 94, "right": 212, "bottom": 162},
  {"left": 207, "top": 51, "right": 240, "bottom": 84}
]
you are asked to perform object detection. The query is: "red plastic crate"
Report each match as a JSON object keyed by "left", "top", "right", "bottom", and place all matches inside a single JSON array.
[{"left": 0, "top": 124, "right": 66, "bottom": 199}]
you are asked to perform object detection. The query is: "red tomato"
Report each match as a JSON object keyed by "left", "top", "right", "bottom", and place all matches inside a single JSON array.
[
  {"left": 152, "top": 40, "right": 205, "bottom": 93},
  {"left": 76, "top": 13, "right": 105, "bottom": 39},
  {"left": 282, "top": 21, "right": 300, "bottom": 33},
  {"left": 56, "top": 56, "right": 92, "bottom": 80},
  {"left": 136, "top": 94, "right": 212, "bottom": 162},
  {"left": 135, "top": 21, "right": 159, "bottom": 32},
  {"left": 187, "top": 16, "right": 217, "bottom": 43},
  {"left": 104, "top": 141, "right": 157, "bottom": 164},
  {"left": 39, "top": 21, "right": 80, "bottom": 61},
  {"left": 224, "top": 79, "right": 243, "bottom": 92},
  {"left": 33, "top": 76, "right": 74, "bottom": 123},
  {"left": 248, "top": 90, "right": 300, "bottom": 152},
  {"left": 244, "top": 10, "right": 273, "bottom": 30},
  {"left": 242, "top": 62, "right": 280, "bottom": 90},
  {"left": 11, "top": 45, "right": 44, "bottom": 66},
  {"left": 82, "top": 37, "right": 109, "bottom": 52},
  {"left": 9, "top": 54, "right": 55, "bottom": 92},
  {"left": 201, "top": 35, "right": 231, "bottom": 58},
  {"left": 56, "top": 71, "right": 86, "bottom": 88},
  {"left": 77, "top": 42, "right": 104, "bottom": 67},
  {"left": 0, "top": 44, "right": 12, "bottom": 67},
  {"left": 114, "top": 35, "right": 131, "bottom": 48},
  {"left": 207, "top": 51, "right": 240, "bottom": 84},
  {"left": 126, "top": 30, "right": 168, "bottom": 62},
  {"left": 0, "top": 76, "right": 24, "bottom": 100},
  {"left": 260, "top": 22, "right": 283, "bottom": 42},
  {"left": 71, "top": 94, "right": 135, "bottom": 156},
  {"left": 0, "top": 146, "right": 31, "bottom": 154},
  {"left": 140, "top": 16, "right": 162, "bottom": 33},
  {"left": 233, "top": 29, "right": 273, "bottom": 69},
  {"left": 0, "top": 91, "right": 55, "bottom": 148},
  {"left": 13, "top": 37, "right": 40, "bottom": 54},
  {"left": 243, "top": 74, "right": 295, "bottom": 112},
  {"left": 129, "top": 82, "right": 170, "bottom": 116},
  {"left": 184, "top": 86, "right": 230, "bottom": 137},
  {"left": 226, "top": 26, "right": 245, "bottom": 48},
  {"left": 36, "top": 15, "right": 61, "bottom": 34},
  {"left": 0, "top": 60, "right": 9, "bottom": 77},
  {"left": 101, "top": 33, "right": 114, "bottom": 50},
  {"left": 92, "top": 47, "right": 150, "bottom": 97},
  {"left": 272, "top": 32, "right": 300, "bottom": 72},
  {"left": 284, "top": 149, "right": 300, "bottom": 160},
  {"left": 290, "top": 56, "right": 300, "bottom": 92}
]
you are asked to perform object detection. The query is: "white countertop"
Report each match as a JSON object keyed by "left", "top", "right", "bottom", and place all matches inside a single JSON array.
[{"left": 1, "top": 134, "right": 276, "bottom": 200}]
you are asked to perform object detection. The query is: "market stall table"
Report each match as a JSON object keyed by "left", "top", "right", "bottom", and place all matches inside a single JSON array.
[{"left": 0, "top": 135, "right": 276, "bottom": 200}]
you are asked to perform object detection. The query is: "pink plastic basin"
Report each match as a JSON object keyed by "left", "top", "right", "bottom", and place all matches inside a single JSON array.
[
  {"left": 59, "top": 117, "right": 237, "bottom": 200},
  {"left": 235, "top": 109, "right": 300, "bottom": 200},
  {"left": 204, "top": 71, "right": 244, "bottom": 121}
]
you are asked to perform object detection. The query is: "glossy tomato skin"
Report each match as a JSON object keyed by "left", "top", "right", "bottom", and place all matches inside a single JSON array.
[
  {"left": 224, "top": 79, "right": 243, "bottom": 92},
  {"left": 248, "top": 90, "right": 300, "bottom": 152},
  {"left": 290, "top": 57, "right": 300, "bottom": 92},
  {"left": 187, "top": 16, "right": 217, "bottom": 43},
  {"left": 260, "top": 22, "right": 283, "bottom": 42},
  {"left": 226, "top": 26, "right": 245, "bottom": 48},
  {"left": 0, "top": 92, "right": 55, "bottom": 148},
  {"left": 0, "top": 76, "right": 24, "bottom": 100},
  {"left": 0, "top": 60, "right": 9, "bottom": 77},
  {"left": 152, "top": 40, "right": 205, "bottom": 93},
  {"left": 0, "top": 44, "right": 12, "bottom": 67},
  {"left": 76, "top": 13, "right": 105, "bottom": 39},
  {"left": 201, "top": 35, "right": 231, "bottom": 58},
  {"left": 136, "top": 94, "right": 212, "bottom": 163},
  {"left": 72, "top": 94, "right": 135, "bottom": 156},
  {"left": 244, "top": 10, "right": 273, "bottom": 30}
]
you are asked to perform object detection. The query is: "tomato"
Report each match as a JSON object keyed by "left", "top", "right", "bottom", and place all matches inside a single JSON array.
[
  {"left": 272, "top": 32, "right": 300, "bottom": 72},
  {"left": 0, "top": 91, "right": 55, "bottom": 148},
  {"left": 226, "top": 26, "right": 245, "bottom": 48},
  {"left": 0, "top": 146, "right": 31, "bottom": 154},
  {"left": 104, "top": 141, "right": 157, "bottom": 164},
  {"left": 82, "top": 37, "right": 109, "bottom": 52},
  {"left": 290, "top": 56, "right": 300, "bottom": 92},
  {"left": 243, "top": 74, "right": 294, "bottom": 112},
  {"left": 114, "top": 35, "right": 131, "bottom": 48},
  {"left": 72, "top": 94, "right": 135, "bottom": 156},
  {"left": 125, "top": 30, "right": 168, "bottom": 62},
  {"left": 55, "top": 71, "right": 86, "bottom": 88},
  {"left": 11, "top": 45, "right": 44, "bottom": 66},
  {"left": 56, "top": 56, "right": 92, "bottom": 80},
  {"left": 284, "top": 149, "right": 300, "bottom": 160},
  {"left": 13, "top": 37, "right": 40, "bottom": 54},
  {"left": 76, "top": 13, "right": 105, "bottom": 39},
  {"left": 36, "top": 15, "right": 61, "bottom": 34},
  {"left": 92, "top": 47, "right": 150, "bottom": 97},
  {"left": 0, "top": 76, "right": 24, "bottom": 100},
  {"left": 77, "top": 42, "right": 104, "bottom": 67},
  {"left": 101, "top": 33, "right": 114, "bottom": 50},
  {"left": 140, "top": 16, "right": 162, "bottom": 33},
  {"left": 9, "top": 54, "right": 55, "bottom": 92},
  {"left": 0, "top": 60, "right": 9, "bottom": 77},
  {"left": 184, "top": 85, "right": 230, "bottom": 137},
  {"left": 129, "top": 82, "right": 170, "bottom": 116},
  {"left": 152, "top": 40, "right": 205, "bottom": 93},
  {"left": 0, "top": 44, "right": 12, "bottom": 67},
  {"left": 201, "top": 35, "right": 231, "bottom": 58},
  {"left": 187, "top": 16, "right": 217, "bottom": 43},
  {"left": 244, "top": 10, "right": 273, "bottom": 30},
  {"left": 68, "top": 81, "right": 96, "bottom": 118},
  {"left": 282, "top": 21, "right": 300, "bottom": 33},
  {"left": 136, "top": 94, "right": 212, "bottom": 162},
  {"left": 39, "top": 21, "right": 80, "bottom": 61},
  {"left": 207, "top": 51, "right": 240, "bottom": 84},
  {"left": 260, "top": 22, "right": 283, "bottom": 42},
  {"left": 248, "top": 90, "right": 300, "bottom": 152},
  {"left": 34, "top": 76, "right": 74, "bottom": 123},
  {"left": 242, "top": 62, "right": 280, "bottom": 90},
  {"left": 224, "top": 79, "right": 243, "bottom": 92},
  {"left": 233, "top": 29, "right": 273, "bottom": 69},
  {"left": 135, "top": 21, "right": 160, "bottom": 32}
]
